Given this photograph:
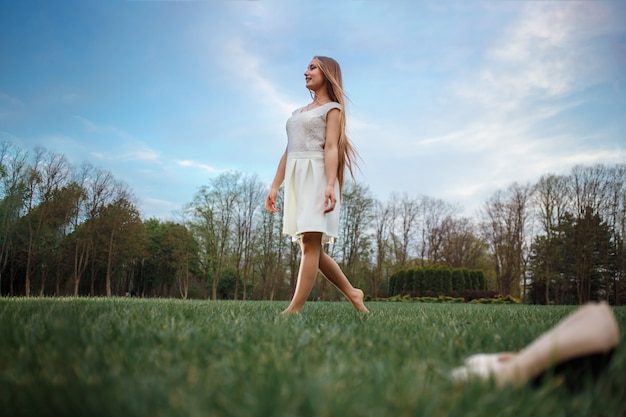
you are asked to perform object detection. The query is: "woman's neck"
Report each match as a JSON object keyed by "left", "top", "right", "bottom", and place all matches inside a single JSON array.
[{"left": 311, "top": 87, "right": 331, "bottom": 104}]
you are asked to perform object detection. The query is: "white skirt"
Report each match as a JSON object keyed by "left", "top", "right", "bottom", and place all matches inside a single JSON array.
[{"left": 283, "top": 151, "right": 340, "bottom": 244}]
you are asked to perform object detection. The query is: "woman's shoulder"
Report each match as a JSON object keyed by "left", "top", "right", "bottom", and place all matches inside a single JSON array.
[
  {"left": 318, "top": 102, "right": 342, "bottom": 116},
  {"left": 291, "top": 102, "right": 342, "bottom": 115},
  {"left": 323, "top": 101, "right": 342, "bottom": 111}
]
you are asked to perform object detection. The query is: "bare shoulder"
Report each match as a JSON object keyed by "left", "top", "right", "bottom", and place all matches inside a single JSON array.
[{"left": 326, "top": 107, "right": 341, "bottom": 122}]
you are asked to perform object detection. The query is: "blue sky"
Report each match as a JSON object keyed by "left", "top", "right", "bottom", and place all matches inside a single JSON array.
[{"left": 1, "top": 0, "right": 625, "bottom": 220}]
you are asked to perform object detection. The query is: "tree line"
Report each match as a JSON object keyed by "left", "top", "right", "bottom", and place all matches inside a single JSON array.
[{"left": 1, "top": 141, "right": 624, "bottom": 304}]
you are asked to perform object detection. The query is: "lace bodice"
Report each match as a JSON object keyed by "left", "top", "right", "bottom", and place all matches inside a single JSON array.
[{"left": 285, "top": 102, "right": 342, "bottom": 152}]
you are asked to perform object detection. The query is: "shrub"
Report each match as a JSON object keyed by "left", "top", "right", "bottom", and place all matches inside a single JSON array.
[
  {"left": 409, "top": 268, "right": 421, "bottom": 296},
  {"left": 440, "top": 267, "right": 453, "bottom": 296},
  {"left": 463, "top": 289, "right": 499, "bottom": 302},
  {"left": 452, "top": 269, "right": 465, "bottom": 294},
  {"left": 388, "top": 267, "right": 487, "bottom": 297}
]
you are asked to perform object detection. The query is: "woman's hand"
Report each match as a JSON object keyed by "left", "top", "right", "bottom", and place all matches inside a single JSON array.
[
  {"left": 266, "top": 148, "right": 287, "bottom": 213},
  {"left": 324, "top": 185, "right": 337, "bottom": 213},
  {"left": 265, "top": 189, "right": 279, "bottom": 213}
]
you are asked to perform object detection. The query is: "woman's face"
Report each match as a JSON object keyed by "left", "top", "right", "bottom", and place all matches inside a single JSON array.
[{"left": 304, "top": 59, "right": 325, "bottom": 91}]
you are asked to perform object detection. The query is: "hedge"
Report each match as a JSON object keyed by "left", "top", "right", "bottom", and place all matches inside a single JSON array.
[{"left": 389, "top": 267, "right": 486, "bottom": 298}]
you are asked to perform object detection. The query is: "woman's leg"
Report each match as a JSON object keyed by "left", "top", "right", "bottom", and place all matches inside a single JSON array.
[
  {"left": 282, "top": 232, "right": 323, "bottom": 314},
  {"left": 500, "top": 301, "right": 619, "bottom": 386},
  {"left": 318, "top": 251, "right": 369, "bottom": 312},
  {"left": 452, "top": 302, "right": 619, "bottom": 387}
]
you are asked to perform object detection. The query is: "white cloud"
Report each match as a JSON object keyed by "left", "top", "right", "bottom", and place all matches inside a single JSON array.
[
  {"left": 142, "top": 196, "right": 179, "bottom": 210},
  {"left": 547, "top": 148, "right": 626, "bottom": 171},
  {"left": 0, "top": 92, "right": 24, "bottom": 120},
  {"left": 349, "top": 4, "right": 623, "bottom": 178},
  {"left": 482, "top": 2, "right": 618, "bottom": 101},
  {"left": 91, "top": 147, "right": 161, "bottom": 163},
  {"left": 72, "top": 115, "right": 163, "bottom": 163},
  {"left": 217, "top": 37, "right": 297, "bottom": 116},
  {"left": 414, "top": 2, "right": 624, "bottom": 201},
  {"left": 0, "top": 131, "right": 21, "bottom": 142},
  {"left": 138, "top": 197, "right": 181, "bottom": 221},
  {"left": 176, "top": 159, "right": 219, "bottom": 173},
  {"left": 119, "top": 149, "right": 160, "bottom": 162},
  {"left": 73, "top": 115, "right": 136, "bottom": 140}
]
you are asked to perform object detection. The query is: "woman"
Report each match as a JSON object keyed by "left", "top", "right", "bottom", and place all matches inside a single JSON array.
[{"left": 265, "top": 56, "right": 369, "bottom": 314}]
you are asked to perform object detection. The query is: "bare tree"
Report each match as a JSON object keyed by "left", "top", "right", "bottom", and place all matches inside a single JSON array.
[
  {"left": 257, "top": 188, "right": 286, "bottom": 300},
  {"left": 611, "top": 165, "right": 626, "bottom": 305},
  {"left": 532, "top": 173, "right": 570, "bottom": 304},
  {"left": 569, "top": 165, "right": 611, "bottom": 218},
  {"left": 481, "top": 183, "right": 532, "bottom": 296},
  {"left": 188, "top": 172, "right": 240, "bottom": 300},
  {"left": 98, "top": 183, "right": 142, "bottom": 297},
  {"left": 21, "top": 148, "right": 71, "bottom": 296},
  {"left": 0, "top": 142, "right": 29, "bottom": 295},
  {"left": 568, "top": 165, "right": 604, "bottom": 303},
  {"left": 418, "top": 196, "right": 459, "bottom": 266},
  {"left": 73, "top": 166, "right": 115, "bottom": 296},
  {"left": 387, "top": 193, "right": 420, "bottom": 269},
  {"left": 232, "top": 174, "right": 265, "bottom": 300},
  {"left": 437, "top": 216, "right": 488, "bottom": 269},
  {"left": 48, "top": 181, "right": 83, "bottom": 296},
  {"left": 372, "top": 199, "right": 393, "bottom": 297},
  {"left": 602, "top": 165, "right": 625, "bottom": 304},
  {"left": 336, "top": 181, "right": 373, "bottom": 290}
]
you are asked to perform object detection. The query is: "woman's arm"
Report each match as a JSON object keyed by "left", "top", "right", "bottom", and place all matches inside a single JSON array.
[
  {"left": 323, "top": 108, "right": 341, "bottom": 214},
  {"left": 265, "top": 146, "right": 288, "bottom": 213}
]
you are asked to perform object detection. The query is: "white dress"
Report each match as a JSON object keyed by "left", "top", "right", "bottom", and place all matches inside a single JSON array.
[{"left": 283, "top": 102, "right": 342, "bottom": 244}]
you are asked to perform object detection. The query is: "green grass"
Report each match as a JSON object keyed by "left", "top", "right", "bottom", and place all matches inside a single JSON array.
[{"left": 1, "top": 299, "right": 625, "bottom": 417}]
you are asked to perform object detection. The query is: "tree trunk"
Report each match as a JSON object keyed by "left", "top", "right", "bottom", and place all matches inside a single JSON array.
[
  {"left": 39, "top": 267, "right": 46, "bottom": 296},
  {"left": 212, "top": 274, "right": 218, "bottom": 300},
  {"left": 106, "top": 230, "right": 115, "bottom": 297},
  {"left": 90, "top": 264, "right": 96, "bottom": 296},
  {"left": 545, "top": 264, "right": 551, "bottom": 305},
  {"left": 73, "top": 242, "right": 89, "bottom": 297},
  {"left": 178, "top": 270, "right": 189, "bottom": 300},
  {"left": 25, "top": 239, "right": 33, "bottom": 297}
]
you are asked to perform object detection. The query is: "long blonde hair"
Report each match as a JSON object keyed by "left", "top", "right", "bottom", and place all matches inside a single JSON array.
[{"left": 313, "top": 56, "right": 358, "bottom": 193}]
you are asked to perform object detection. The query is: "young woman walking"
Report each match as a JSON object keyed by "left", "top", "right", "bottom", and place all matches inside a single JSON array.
[{"left": 265, "top": 56, "right": 369, "bottom": 314}]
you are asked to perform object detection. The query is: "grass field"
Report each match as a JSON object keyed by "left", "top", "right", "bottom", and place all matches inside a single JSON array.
[{"left": 1, "top": 298, "right": 625, "bottom": 417}]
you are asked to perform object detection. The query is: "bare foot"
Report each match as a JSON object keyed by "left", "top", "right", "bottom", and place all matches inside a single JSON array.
[
  {"left": 351, "top": 289, "right": 369, "bottom": 313},
  {"left": 451, "top": 352, "right": 517, "bottom": 381},
  {"left": 280, "top": 308, "right": 301, "bottom": 315}
]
